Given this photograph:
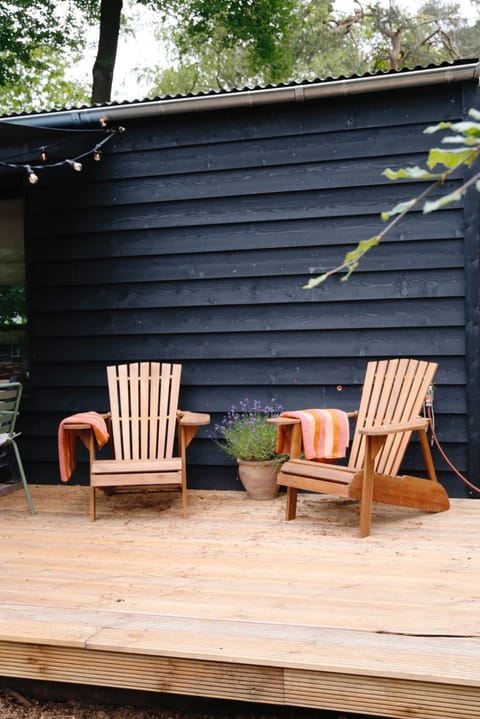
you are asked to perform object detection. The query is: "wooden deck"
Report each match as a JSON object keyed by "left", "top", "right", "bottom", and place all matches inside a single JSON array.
[{"left": 0, "top": 485, "right": 479, "bottom": 719}]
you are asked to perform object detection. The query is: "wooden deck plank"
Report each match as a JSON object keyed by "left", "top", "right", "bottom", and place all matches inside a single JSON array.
[
  {"left": 0, "top": 603, "right": 478, "bottom": 685},
  {"left": 0, "top": 486, "right": 479, "bottom": 719}
]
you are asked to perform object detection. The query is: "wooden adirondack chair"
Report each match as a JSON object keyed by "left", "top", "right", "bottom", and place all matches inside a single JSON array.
[
  {"left": 271, "top": 358, "right": 450, "bottom": 537},
  {"left": 89, "top": 362, "right": 209, "bottom": 521},
  {"left": 0, "top": 381, "right": 35, "bottom": 514}
]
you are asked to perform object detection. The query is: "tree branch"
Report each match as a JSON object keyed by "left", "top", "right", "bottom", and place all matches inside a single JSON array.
[{"left": 304, "top": 117, "right": 480, "bottom": 289}]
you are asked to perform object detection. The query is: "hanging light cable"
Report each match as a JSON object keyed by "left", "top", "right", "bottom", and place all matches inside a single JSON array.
[{"left": 0, "top": 124, "right": 125, "bottom": 184}]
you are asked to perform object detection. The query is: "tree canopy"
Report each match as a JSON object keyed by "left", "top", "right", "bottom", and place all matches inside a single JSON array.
[
  {"left": 0, "top": 0, "right": 96, "bottom": 112},
  {"left": 146, "top": 0, "right": 480, "bottom": 99},
  {"left": 91, "top": 0, "right": 297, "bottom": 102},
  {"left": 0, "top": 0, "right": 97, "bottom": 87},
  {"left": 0, "top": 0, "right": 478, "bottom": 111}
]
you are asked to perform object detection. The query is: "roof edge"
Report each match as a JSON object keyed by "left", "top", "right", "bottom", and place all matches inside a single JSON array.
[{"left": 3, "top": 61, "right": 480, "bottom": 129}]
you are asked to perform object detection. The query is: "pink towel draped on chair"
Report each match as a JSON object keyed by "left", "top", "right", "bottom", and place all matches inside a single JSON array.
[
  {"left": 276, "top": 408, "right": 350, "bottom": 461},
  {"left": 58, "top": 411, "right": 110, "bottom": 483}
]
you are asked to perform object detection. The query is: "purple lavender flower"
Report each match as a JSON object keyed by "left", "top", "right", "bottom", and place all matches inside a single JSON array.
[{"left": 212, "top": 397, "right": 285, "bottom": 463}]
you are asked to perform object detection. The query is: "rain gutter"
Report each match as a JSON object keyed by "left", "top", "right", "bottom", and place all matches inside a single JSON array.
[{"left": 3, "top": 61, "right": 480, "bottom": 129}]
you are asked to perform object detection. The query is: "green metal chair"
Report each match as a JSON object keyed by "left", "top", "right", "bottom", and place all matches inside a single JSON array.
[{"left": 0, "top": 381, "right": 35, "bottom": 514}]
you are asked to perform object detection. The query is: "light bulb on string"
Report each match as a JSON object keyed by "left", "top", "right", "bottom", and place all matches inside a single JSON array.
[
  {"left": 26, "top": 166, "right": 39, "bottom": 184},
  {"left": 93, "top": 149, "right": 102, "bottom": 161},
  {"left": 40, "top": 147, "right": 47, "bottom": 162},
  {"left": 66, "top": 159, "right": 83, "bottom": 172}
]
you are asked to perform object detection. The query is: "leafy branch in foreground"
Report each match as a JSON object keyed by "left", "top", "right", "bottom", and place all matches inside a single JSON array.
[{"left": 304, "top": 108, "right": 480, "bottom": 289}]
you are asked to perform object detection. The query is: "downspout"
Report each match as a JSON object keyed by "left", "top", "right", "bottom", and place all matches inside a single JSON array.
[{"left": 2, "top": 61, "right": 480, "bottom": 129}]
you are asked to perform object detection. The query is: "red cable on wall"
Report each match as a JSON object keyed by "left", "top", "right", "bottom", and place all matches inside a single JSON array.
[{"left": 425, "top": 394, "right": 480, "bottom": 495}]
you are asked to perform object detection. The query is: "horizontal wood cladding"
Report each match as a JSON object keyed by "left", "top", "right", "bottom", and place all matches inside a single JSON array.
[
  {"left": 28, "top": 184, "right": 461, "bottom": 235},
  {"left": 73, "top": 125, "right": 443, "bottom": 183},
  {"left": 30, "top": 299, "right": 465, "bottom": 336},
  {"left": 28, "top": 155, "right": 461, "bottom": 212},
  {"left": 28, "top": 329, "right": 466, "bottom": 363},
  {"left": 29, "top": 355, "right": 467, "bottom": 388},
  {"left": 28, "top": 240, "right": 465, "bottom": 287},
  {"left": 28, "top": 213, "right": 462, "bottom": 262},
  {"left": 22, "top": 83, "right": 476, "bottom": 495},
  {"left": 23, "top": 381, "right": 466, "bottom": 418},
  {"left": 28, "top": 272, "right": 465, "bottom": 313}
]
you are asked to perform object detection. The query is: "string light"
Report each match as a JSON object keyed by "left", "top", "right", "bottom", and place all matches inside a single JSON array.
[
  {"left": 0, "top": 120, "right": 125, "bottom": 185},
  {"left": 26, "top": 166, "right": 38, "bottom": 184},
  {"left": 66, "top": 159, "right": 83, "bottom": 172}
]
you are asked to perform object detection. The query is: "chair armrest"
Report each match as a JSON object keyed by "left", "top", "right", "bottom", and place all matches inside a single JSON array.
[
  {"left": 268, "top": 411, "right": 357, "bottom": 426},
  {"left": 178, "top": 410, "right": 210, "bottom": 426},
  {"left": 177, "top": 411, "right": 210, "bottom": 451},
  {"left": 359, "top": 417, "right": 428, "bottom": 436},
  {"left": 64, "top": 412, "right": 111, "bottom": 431}
]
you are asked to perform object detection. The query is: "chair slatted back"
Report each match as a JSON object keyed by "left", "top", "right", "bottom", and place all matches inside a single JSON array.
[
  {"left": 107, "top": 362, "right": 182, "bottom": 460},
  {"left": 0, "top": 382, "right": 22, "bottom": 436},
  {"left": 348, "top": 358, "right": 437, "bottom": 475}
]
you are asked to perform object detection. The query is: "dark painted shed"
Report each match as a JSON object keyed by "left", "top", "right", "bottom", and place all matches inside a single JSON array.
[{"left": 1, "top": 59, "right": 479, "bottom": 497}]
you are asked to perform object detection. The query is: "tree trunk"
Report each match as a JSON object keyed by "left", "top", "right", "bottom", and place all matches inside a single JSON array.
[
  {"left": 389, "top": 28, "right": 402, "bottom": 71},
  {"left": 91, "top": 0, "right": 123, "bottom": 104}
]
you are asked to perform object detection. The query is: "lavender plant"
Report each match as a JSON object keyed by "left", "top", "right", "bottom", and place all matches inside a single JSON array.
[{"left": 214, "top": 398, "right": 286, "bottom": 465}]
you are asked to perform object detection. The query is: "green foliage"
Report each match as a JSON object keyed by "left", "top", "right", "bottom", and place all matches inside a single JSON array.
[
  {"left": 0, "top": 1, "right": 98, "bottom": 88},
  {"left": 1, "top": 0, "right": 477, "bottom": 106},
  {"left": 145, "top": 23, "right": 266, "bottom": 95},
  {"left": 0, "top": 287, "right": 26, "bottom": 326},
  {"left": 383, "top": 167, "right": 442, "bottom": 181},
  {"left": 305, "top": 108, "right": 480, "bottom": 287},
  {"left": 214, "top": 398, "right": 286, "bottom": 464},
  {"left": 143, "top": 0, "right": 479, "bottom": 101},
  {"left": 380, "top": 200, "right": 417, "bottom": 222},
  {"left": 171, "top": 0, "right": 297, "bottom": 81},
  {"left": 0, "top": 47, "right": 90, "bottom": 114}
]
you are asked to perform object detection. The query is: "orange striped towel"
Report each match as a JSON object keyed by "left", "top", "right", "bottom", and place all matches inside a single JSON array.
[
  {"left": 276, "top": 409, "right": 350, "bottom": 461},
  {"left": 58, "top": 411, "right": 110, "bottom": 483}
]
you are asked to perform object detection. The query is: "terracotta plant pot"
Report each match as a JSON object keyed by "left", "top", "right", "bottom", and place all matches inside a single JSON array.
[{"left": 237, "top": 459, "right": 280, "bottom": 500}]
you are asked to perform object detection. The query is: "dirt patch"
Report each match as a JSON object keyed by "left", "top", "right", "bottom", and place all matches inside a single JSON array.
[
  {"left": 0, "top": 686, "right": 378, "bottom": 719},
  {"left": 0, "top": 688, "right": 271, "bottom": 719},
  {"left": 1, "top": 688, "right": 165, "bottom": 718}
]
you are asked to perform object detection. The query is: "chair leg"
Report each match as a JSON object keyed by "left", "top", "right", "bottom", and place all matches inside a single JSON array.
[
  {"left": 285, "top": 487, "right": 298, "bottom": 520},
  {"left": 182, "top": 487, "right": 188, "bottom": 518},
  {"left": 181, "top": 462, "right": 188, "bottom": 518},
  {"left": 359, "top": 435, "right": 384, "bottom": 538},
  {"left": 11, "top": 440, "right": 35, "bottom": 515},
  {"left": 359, "top": 477, "right": 373, "bottom": 538},
  {"left": 89, "top": 486, "right": 96, "bottom": 522}
]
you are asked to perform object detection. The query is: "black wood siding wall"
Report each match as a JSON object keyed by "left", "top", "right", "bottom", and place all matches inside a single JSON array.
[{"left": 21, "top": 80, "right": 480, "bottom": 497}]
